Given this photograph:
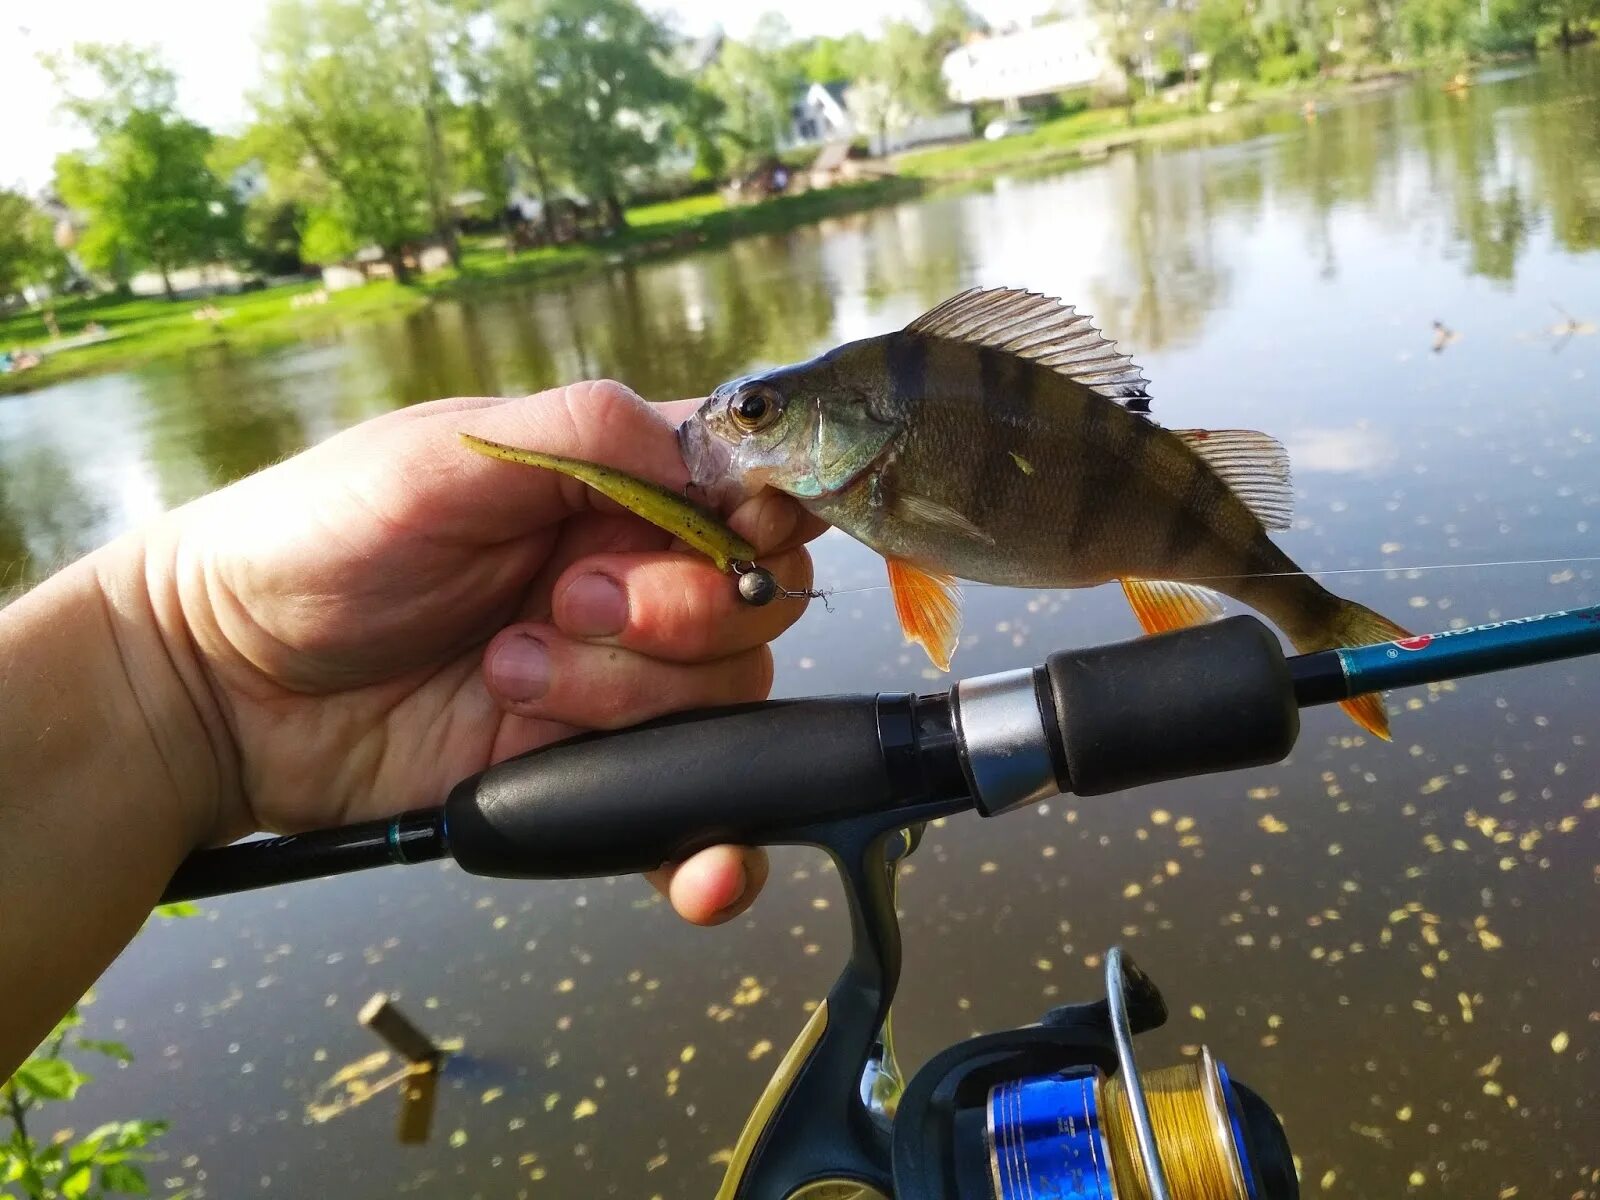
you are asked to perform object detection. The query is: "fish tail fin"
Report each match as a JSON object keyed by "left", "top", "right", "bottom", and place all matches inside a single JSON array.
[{"left": 1290, "top": 598, "right": 1412, "bottom": 740}]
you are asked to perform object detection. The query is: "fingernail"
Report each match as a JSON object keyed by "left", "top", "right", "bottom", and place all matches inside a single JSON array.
[
  {"left": 561, "top": 573, "right": 628, "bottom": 638},
  {"left": 490, "top": 633, "right": 551, "bottom": 703}
]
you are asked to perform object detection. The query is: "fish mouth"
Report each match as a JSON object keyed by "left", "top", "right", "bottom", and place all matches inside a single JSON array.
[{"left": 677, "top": 408, "right": 723, "bottom": 485}]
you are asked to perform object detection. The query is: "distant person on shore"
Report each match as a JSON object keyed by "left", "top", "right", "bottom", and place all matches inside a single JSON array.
[{"left": 0, "top": 381, "right": 816, "bottom": 1078}]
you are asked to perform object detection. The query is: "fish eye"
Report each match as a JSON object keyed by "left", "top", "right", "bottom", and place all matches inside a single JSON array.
[{"left": 729, "top": 385, "right": 782, "bottom": 433}]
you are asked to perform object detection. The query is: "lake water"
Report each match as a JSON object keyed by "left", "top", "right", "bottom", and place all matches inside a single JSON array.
[{"left": 4, "top": 53, "right": 1599, "bottom": 1200}]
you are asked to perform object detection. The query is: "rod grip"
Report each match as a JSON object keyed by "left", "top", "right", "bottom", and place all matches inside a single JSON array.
[
  {"left": 1044, "top": 616, "right": 1299, "bottom": 797},
  {"left": 444, "top": 696, "right": 940, "bottom": 879}
]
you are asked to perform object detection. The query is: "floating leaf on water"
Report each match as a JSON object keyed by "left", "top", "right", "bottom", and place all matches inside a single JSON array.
[
  {"left": 572, "top": 1097, "right": 598, "bottom": 1120},
  {"left": 1550, "top": 1030, "right": 1570, "bottom": 1054}
]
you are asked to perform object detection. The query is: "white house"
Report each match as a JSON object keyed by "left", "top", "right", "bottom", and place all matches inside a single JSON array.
[
  {"left": 941, "top": 17, "right": 1117, "bottom": 105},
  {"left": 789, "top": 81, "right": 972, "bottom": 158}
]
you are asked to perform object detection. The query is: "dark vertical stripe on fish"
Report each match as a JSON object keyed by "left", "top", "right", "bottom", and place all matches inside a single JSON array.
[
  {"left": 886, "top": 332, "right": 928, "bottom": 413},
  {"left": 1066, "top": 395, "right": 1119, "bottom": 550},
  {"left": 1161, "top": 453, "right": 1233, "bottom": 569},
  {"left": 971, "top": 347, "right": 1035, "bottom": 527}
]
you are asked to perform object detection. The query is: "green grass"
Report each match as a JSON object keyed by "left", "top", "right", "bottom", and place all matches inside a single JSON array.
[
  {"left": 625, "top": 191, "right": 727, "bottom": 229},
  {"left": 894, "top": 72, "right": 1379, "bottom": 180},
  {"left": 0, "top": 281, "right": 428, "bottom": 396}
]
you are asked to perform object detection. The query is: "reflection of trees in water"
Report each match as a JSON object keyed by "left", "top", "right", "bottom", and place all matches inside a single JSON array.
[
  {"left": 1088, "top": 149, "right": 1233, "bottom": 354},
  {"left": 1413, "top": 85, "right": 1532, "bottom": 283},
  {"left": 854, "top": 200, "right": 968, "bottom": 314},
  {"left": 0, "top": 443, "right": 106, "bottom": 595},
  {"left": 312, "top": 203, "right": 969, "bottom": 413},
  {"left": 1271, "top": 99, "right": 1395, "bottom": 279},
  {"left": 1410, "top": 55, "right": 1600, "bottom": 282},
  {"left": 1521, "top": 69, "right": 1600, "bottom": 256},
  {"left": 141, "top": 357, "right": 311, "bottom": 504}
]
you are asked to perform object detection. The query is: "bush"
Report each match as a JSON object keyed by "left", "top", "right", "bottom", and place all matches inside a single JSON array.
[{"left": 1258, "top": 49, "right": 1320, "bottom": 84}]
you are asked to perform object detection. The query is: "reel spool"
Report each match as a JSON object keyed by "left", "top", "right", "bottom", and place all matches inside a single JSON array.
[
  {"left": 986, "top": 1050, "right": 1270, "bottom": 1200},
  {"left": 890, "top": 947, "right": 1296, "bottom": 1200},
  {"left": 980, "top": 947, "right": 1293, "bottom": 1200}
]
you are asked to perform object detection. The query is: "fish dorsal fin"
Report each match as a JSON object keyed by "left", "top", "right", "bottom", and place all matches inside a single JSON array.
[
  {"left": 1120, "top": 578, "right": 1226, "bottom": 635},
  {"left": 1173, "top": 428, "right": 1294, "bottom": 532},
  {"left": 886, "top": 558, "right": 962, "bottom": 671},
  {"left": 905, "top": 286, "right": 1152, "bottom": 413}
]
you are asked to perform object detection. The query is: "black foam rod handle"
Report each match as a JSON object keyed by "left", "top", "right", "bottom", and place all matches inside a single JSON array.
[
  {"left": 445, "top": 696, "right": 932, "bottom": 879},
  {"left": 1044, "top": 616, "right": 1300, "bottom": 797}
]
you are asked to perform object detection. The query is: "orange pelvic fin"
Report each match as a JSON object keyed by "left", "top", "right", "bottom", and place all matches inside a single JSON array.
[
  {"left": 1119, "top": 578, "right": 1226, "bottom": 635},
  {"left": 886, "top": 558, "right": 962, "bottom": 671}
]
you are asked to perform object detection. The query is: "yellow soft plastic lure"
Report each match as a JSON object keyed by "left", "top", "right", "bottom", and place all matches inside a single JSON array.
[{"left": 459, "top": 432, "right": 758, "bottom": 574}]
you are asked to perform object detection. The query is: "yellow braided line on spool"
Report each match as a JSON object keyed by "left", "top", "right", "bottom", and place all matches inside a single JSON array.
[{"left": 1099, "top": 1050, "right": 1250, "bottom": 1200}]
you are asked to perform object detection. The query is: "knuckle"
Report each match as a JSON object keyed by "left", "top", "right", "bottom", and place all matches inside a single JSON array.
[{"left": 567, "top": 379, "right": 644, "bottom": 432}]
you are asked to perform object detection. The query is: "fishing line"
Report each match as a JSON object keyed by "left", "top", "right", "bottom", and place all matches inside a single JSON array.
[{"left": 800, "top": 554, "right": 1600, "bottom": 601}]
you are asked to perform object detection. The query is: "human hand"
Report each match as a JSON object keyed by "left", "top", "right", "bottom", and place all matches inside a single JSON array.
[{"left": 152, "top": 380, "right": 821, "bottom": 924}]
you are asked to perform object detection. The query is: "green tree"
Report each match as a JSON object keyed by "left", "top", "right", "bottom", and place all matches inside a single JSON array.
[
  {"left": 1539, "top": 0, "right": 1600, "bottom": 43},
  {"left": 1195, "top": 0, "right": 1260, "bottom": 91},
  {"left": 490, "top": 0, "right": 692, "bottom": 230},
  {"left": 0, "top": 191, "right": 62, "bottom": 298},
  {"left": 850, "top": 20, "right": 949, "bottom": 154},
  {"left": 704, "top": 29, "right": 804, "bottom": 175},
  {"left": 44, "top": 44, "right": 240, "bottom": 297},
  {"left": 801, "top": 32, "right": 873, "bottom": 83},
  {"left": 255, "top": 0, "right": 435, "bottom": 280},
  {"left": 925, "top": 0, "right": 991, "bottom": 56},
  {"left": 1094, "top": 0, "right": 1173, "bottom": 119}
]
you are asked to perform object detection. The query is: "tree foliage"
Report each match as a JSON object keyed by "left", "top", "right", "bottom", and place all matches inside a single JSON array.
[
  {"left": 703, "top": 25, "right": 805, "bottom": 175},
  {"left": 490, "top": 0, "right": 692, "bottom": 229},
  {"left": 0, "top": 191, "right": 62, "bottom": 298},
  {"left": 254, "top": 0, "right": 437, "bottom": 275},
  {"left": 45, "top": 44, "right": 240, "bottom": 295}
]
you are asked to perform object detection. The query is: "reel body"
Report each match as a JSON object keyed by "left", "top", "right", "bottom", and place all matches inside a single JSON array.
[{"left": 715, "top": 812, "right": 1297, "bottom": 1200}]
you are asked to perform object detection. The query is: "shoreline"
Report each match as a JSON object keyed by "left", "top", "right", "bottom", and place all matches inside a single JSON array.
[{"left": 0, "top": 66, "right": 1434, "bottom": 400}]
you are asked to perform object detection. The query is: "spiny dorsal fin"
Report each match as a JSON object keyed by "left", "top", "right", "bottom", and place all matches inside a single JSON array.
[
  {"left": 1173, "top": 428, "right": 1294, "bottom": 532},
  {"left": 905, "top": 286, "right": 1152, "bottom": 414}
]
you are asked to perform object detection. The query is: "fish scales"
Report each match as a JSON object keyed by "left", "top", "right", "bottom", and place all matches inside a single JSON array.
[
  {"left": 681, "top": 285, "right": 1411, "bottom": 737},
  {"left": 830, "top": 334, "right": 1265, "bottom": 592}
]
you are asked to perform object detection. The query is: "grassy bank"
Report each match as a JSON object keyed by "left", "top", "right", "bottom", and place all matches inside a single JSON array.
[
  {"left": 0, "top": 176, "right": 922, "bottom": 398},
  {"left": 897, "top": 69, "right": 1418, "bottom": 180},
  {"left": 0, "top": 69, "right": 1415, "bottom": 398}
]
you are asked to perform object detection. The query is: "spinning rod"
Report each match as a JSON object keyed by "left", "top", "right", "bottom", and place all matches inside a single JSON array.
[{"left": 161, "top": 601, "right": 1600, "bottom": 905}]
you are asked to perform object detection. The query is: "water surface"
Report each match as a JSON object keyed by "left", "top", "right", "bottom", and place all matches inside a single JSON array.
[{"left": 4, "top": 54, "right": 1599, "bottom": 1200}]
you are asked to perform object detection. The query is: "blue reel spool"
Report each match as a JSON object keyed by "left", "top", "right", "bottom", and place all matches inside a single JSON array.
[{"left": 983, "top": 950, "right": 1267, "bottom": 1200}]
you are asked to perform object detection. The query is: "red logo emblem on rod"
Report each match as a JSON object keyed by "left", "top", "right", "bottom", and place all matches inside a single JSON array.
[{"left": 1394, "top": 635, "right": 1433, "bottom": 652}]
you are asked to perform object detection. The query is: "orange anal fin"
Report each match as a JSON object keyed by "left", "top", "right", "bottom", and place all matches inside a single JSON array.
[
  {"left": 1340, "top": 693, "right": 1392, "bottom": 741},
  {"left": 886, "top": 558, "right": 962, "bottom": 671},
  {"left": 1119, "top": 578, "right": 1226, "bottom": 636}
]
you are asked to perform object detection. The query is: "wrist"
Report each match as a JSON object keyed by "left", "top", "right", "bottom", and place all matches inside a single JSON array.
[{"left": 87, "top": 523, "right": 241, "bottom": 852}]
